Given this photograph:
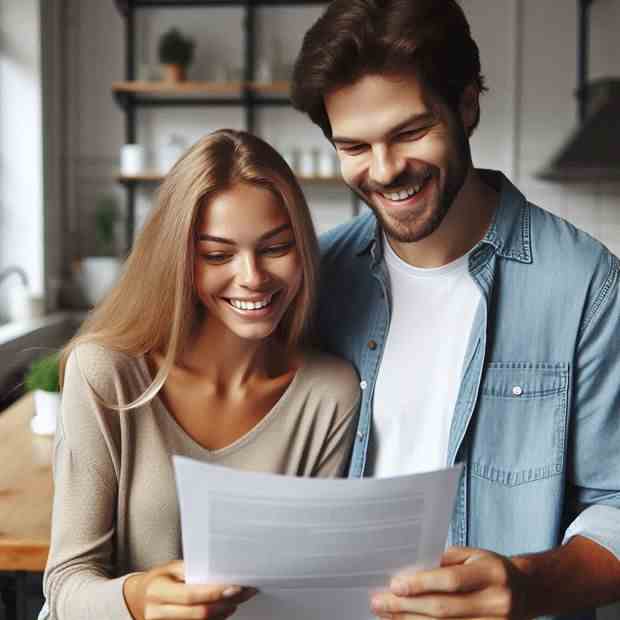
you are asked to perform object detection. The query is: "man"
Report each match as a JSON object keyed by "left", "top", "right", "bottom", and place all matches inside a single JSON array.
[{"left": 291, "top": 1, "right": 620, "bottom": 619}]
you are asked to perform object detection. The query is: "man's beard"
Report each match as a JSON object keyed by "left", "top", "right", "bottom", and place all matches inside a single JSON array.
[
  {"left": 366, "top": 185, "right": 450, "bottom": 243},
  {"left": 354, "top": 144, "right": 470, "bottom": 243},
  {"left": 351, "top": 166, "right": 462, "bottom": 243}
]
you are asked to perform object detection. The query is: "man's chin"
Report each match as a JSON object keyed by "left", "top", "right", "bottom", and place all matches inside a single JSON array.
[
  {"left": 365, "top": 202, "right": 438, "bottom": 243},
  {"left": 379, "top": 215, "right": 438, "bottom": 243},
  {"left": 349, "top": 185, "right": 445, "bottom": 243}
]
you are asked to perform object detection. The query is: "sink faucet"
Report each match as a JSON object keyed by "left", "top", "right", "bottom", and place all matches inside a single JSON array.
[{"left": 0, "top": 266, "right": 29, "bottom": 289}]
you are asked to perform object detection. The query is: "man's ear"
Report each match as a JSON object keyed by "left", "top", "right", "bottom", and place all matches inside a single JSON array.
[{"left": 459, "top": 83, "right": 480, "bottom": 135}]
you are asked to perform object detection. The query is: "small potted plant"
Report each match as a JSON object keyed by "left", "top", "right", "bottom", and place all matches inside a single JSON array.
[
  {"left": 78, "top": 195, "right": 122, "bottom": 306},
  {"left": 158, "top": 28, "right": 195, "bottom": 82},
  {"left": 25, "top": 352, "right": 60, "bottom": 435}
]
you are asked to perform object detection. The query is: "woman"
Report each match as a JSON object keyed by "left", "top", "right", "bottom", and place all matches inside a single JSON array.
[{"left": 41, "top": 130, "right": 360, "bottom": 620}]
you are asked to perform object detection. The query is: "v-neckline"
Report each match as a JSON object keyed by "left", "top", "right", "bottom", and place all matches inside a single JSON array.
[{"left": 138, "top": 355, "right": 307, "bottom": 457}]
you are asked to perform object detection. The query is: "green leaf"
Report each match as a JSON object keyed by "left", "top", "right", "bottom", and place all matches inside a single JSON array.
[{"left": 25, "top": 353, "right": 60, "bottom": 393}]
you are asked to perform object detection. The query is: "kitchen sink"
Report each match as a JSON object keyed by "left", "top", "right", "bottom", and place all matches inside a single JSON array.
[{"left": 0, "top": 312, "right": 83, "bottom": 410}]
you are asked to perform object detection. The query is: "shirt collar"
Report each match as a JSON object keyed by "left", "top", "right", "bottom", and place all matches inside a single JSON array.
[
  {"left": 354, "top": 169, "right": 532, "bottom": 264},
  {"left": 478, "top": 169, "right": 532, "bottom": 264}
]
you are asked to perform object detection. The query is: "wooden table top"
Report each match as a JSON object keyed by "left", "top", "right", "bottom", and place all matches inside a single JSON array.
[{"left": 0, "top": 394, "right": 52, "bottom": 571}]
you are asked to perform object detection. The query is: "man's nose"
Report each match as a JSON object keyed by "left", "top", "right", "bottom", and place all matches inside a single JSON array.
[
  {"left": 239, "top": 254, "right": 270, "bottom": 289},
  {"left": 369, "top": 146, "right": 406, "bottom": 187}
]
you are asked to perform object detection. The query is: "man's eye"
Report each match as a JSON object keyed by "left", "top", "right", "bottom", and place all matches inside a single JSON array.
[
  {"left": 398, "top": 127, "right": 429, "bottom": 141},
  {"left": 202, "top": 253, "right": 232, "bottom": 264},
  {"left": 261, "top": 242, "right": 294, "bottom": 257},
  {"left": 338, "top": 144, "right": 366, "bottom": 155}
]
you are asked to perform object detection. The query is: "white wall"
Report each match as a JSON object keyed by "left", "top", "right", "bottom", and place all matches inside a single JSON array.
[{"left": 0, "top": 0, "right": 44, "bottom": 320}]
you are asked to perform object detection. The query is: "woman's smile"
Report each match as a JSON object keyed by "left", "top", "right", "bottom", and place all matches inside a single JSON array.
[{"left": 223, "top": 290, "right": 282, "bottom": 318}]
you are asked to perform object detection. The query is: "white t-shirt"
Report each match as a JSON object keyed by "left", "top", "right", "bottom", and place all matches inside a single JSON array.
[{"left": 369, "top": 235, "right": 482, "bottom": 478}]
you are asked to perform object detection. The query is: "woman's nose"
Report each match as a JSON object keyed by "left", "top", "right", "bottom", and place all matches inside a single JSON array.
[{"left": 239, "top": 254, "right": 270, "bottom": 289}]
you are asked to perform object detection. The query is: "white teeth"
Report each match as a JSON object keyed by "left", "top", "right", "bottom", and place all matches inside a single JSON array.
[
  {"left": 381, "top": 175, "right": 431, "bottom": 202},
  {"left": 229, "top": 295, "right": 273, "bottom": 311}
]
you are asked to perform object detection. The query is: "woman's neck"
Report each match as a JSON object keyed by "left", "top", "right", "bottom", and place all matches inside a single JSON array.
[{"left": 173, "top": 320, "right": 293, "bottom": 392}]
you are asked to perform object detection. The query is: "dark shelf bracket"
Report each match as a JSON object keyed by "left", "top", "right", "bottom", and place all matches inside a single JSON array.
[{"left": 113, "top": 90, "right": 133, "bottom": 110}]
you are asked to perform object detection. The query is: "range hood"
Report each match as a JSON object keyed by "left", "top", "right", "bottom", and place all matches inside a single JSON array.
[
  {"left": 537, "top": 0, "right": 620, "bottom": 182},
  {"left": 538, "top": 79, "right": 620, "bottom": 182}
]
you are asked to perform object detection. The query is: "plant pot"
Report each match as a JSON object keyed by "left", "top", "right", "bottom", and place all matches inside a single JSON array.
[
  {"left": 78, "top": 256, "right": 122, "bottom": 306},
  {"left": 162, "top": 63, "right": 186, "bottom": 82},
  {"left": 31, "top": 390, "right": 60, "bottom": 435}
]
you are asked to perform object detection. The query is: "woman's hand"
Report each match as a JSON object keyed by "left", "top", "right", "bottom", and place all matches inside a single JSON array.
[{"left": 123, "top": 560, "right": 257, "bottom": 620}]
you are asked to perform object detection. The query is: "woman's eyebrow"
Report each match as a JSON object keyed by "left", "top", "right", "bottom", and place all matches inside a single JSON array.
[{"left": 198, "top": 224, "right": 291, "bottom": 244}]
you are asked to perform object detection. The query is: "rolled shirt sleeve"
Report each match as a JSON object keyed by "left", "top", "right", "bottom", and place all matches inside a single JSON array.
[{"left": 563, "top": 252, "right": 620, "bottom": 559}]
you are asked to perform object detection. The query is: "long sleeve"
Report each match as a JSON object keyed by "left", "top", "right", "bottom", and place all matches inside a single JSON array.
[
  {"left": 43, "top": 346, "right": 134, "bottom": 620},
  {"left": 563, "top": 252, "right": 620, "bottom": 559}
]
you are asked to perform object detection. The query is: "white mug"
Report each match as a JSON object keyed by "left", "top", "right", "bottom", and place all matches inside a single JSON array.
[
  {"left": 120, "top": 144, "right": 145, "bottom": 176},
  {"left": 299, "top": 150, "right": 316, "bottom": 177}
]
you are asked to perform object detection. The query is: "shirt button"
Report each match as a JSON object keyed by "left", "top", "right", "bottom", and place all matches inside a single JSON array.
[
  {"left": 357, "top": 431, "right": 364, "bottom": 441},
  {"left": 360, "top": 380, "right": 368, "bottom": 390},
  {"left": 512, "top": 385, "right": 523, "bottom": 396},
  {"left": 367, "top": 340, "right": 377, "bottom": 350}
]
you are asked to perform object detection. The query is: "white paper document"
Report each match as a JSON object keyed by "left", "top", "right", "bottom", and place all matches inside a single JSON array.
[{"left": 173, "top": 457, "right": 462, "bottom": 620}]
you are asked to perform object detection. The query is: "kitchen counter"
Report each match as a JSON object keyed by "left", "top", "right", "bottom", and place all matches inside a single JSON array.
[{"left": 0, "top": 393, "right": 51, "bottom": 620}]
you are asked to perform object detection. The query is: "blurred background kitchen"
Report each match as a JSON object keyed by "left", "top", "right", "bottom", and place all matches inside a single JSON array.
[{"left": 0, "top": 1, "right": 619, "bottom": 619}]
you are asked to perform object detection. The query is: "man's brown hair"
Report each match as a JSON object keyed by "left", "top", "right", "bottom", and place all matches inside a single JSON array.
[{"left": 291, "top": 0, "right": 486, "bottom": 139}]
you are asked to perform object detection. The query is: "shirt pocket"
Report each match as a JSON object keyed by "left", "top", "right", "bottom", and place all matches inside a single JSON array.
[{"left": 469, "top": 362, "right": 569, "bottom": 487}]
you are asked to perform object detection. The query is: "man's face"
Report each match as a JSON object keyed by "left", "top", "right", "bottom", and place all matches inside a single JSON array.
[{"left": 325, "top": 73, "right": 472, "bottom": 243}]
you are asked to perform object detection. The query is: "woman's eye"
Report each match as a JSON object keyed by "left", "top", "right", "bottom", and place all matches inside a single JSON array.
[
  {"left": 203, "top": 253, "right": 232, "bottom": 264},
  {"left": 261, "top": 242, "right": 295, "bottom": 257}
]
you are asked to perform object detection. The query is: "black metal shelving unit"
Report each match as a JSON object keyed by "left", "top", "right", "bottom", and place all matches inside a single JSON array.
[{"left": 113, "top": 0, "right": 357, "bottom": 250}]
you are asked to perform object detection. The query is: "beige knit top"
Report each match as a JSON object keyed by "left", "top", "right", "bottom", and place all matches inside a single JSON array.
[{"left": 43, "top": 343, "right": 360, "bottom": 620}]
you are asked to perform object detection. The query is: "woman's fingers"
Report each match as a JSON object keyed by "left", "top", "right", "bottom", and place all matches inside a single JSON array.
[
  {"left": 140, "top": 560, "right": 258, "bottom": 620},
  {"left": 147, "top": 576, "right": 248, "bottom": 605},
  {"left": 144, "top": 602, "right": 236, "bottom": 620}
]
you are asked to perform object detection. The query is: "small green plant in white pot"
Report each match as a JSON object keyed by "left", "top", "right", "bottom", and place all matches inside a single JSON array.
[
  {"left": 79, "top": 195, "right": 122, "bottom": 306},
  {"left": 25, "top": 352, "right": 60, "bottom": 436}
]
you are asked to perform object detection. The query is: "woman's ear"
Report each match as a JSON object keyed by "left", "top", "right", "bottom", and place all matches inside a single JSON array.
[{"left": 459, "top": 83, "right": 480, "bottom": 135}]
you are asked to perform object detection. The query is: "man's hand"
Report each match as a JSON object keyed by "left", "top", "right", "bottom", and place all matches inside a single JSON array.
[{"left": 370, "top": 547, "right": 533, "bottom": 620}]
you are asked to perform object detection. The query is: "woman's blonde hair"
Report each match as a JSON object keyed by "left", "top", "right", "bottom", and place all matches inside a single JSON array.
[{"left": 61, "top": 129, "right": 319, "bottom": 409}]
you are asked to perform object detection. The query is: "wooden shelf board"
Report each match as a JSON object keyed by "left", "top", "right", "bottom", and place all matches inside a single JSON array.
[
  {"left": 249, "top": 81, "right": 290, "bottom": 95},
  {"left": 117, "top": 172, "right": 165, "bottom": 183},
  {"left": 112, "top": 80, "right": 244, "bottom": 95},
  {"left": 112, "top": 80, "right": 291, "bottom": 97}
]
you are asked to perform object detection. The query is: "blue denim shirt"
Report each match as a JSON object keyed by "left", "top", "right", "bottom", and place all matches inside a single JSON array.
[{"left": 318, "top": 170, "right": 620, "bottom": 620}]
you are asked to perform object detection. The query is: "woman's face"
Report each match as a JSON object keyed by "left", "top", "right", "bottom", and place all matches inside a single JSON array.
[{"left": 194, "top": 182, "right": 302, "bottom": 342}]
